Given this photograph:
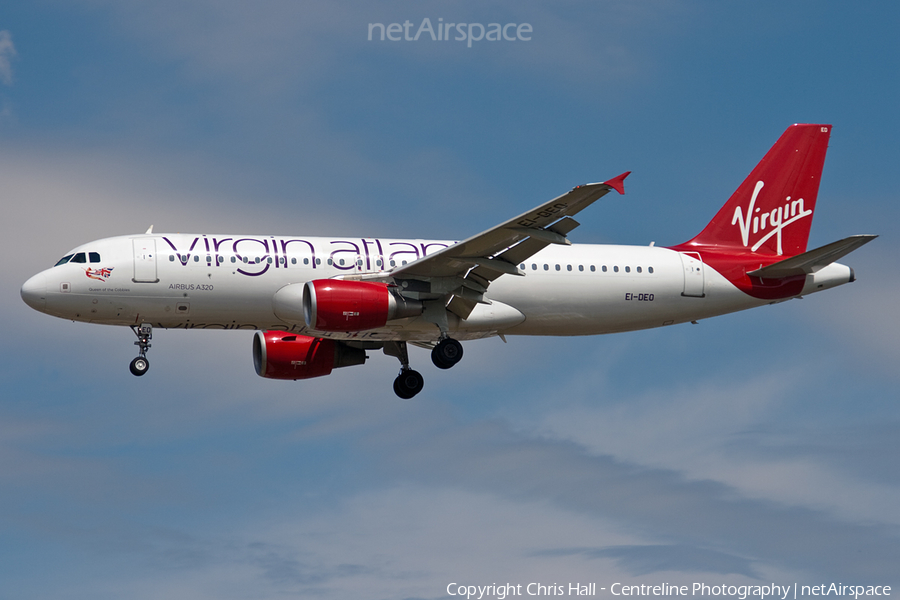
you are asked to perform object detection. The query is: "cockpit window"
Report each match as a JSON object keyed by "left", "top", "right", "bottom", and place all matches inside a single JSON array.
[{"left": 54, "top": 251, "right": 99, "bottom": 266}]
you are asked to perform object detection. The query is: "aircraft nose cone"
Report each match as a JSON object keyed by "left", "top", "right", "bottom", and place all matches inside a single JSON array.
[{"left": 21, "top": 272, "right": 47, "bottom": 311}]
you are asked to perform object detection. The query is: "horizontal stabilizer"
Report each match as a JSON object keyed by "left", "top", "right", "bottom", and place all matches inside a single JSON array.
[{"left": 747, "top": 234, "right": 877, "bottom": 278}]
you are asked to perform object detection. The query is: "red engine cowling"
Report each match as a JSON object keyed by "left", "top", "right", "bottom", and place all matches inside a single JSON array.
[
  {"left": 252, "top": 331, "right": 366, "bottom": 380},
  {"left": 302, "top": 280, "right": 421, "bottom": 332}
]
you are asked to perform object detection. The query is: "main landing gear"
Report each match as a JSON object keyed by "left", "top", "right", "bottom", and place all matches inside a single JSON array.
[
  {"left": 431, "top": 337, "right": 463, "bottom": 369},
  {"left": 129, "top": 323, "right": 152, "bottom": 376},
  {"left": 384, "top": 337, "right": 464, "bottom": 399},
  {"left": 384, "top": 341, "right": 424, "bottom": 399},
  {"left": 394, "top": 368, "right": 424, "bottom": 400}
]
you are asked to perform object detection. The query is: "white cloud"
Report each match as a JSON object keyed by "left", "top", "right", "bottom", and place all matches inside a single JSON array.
[
  {"left": 512, "top": 354, "right": 900, "bottom": 526},
  {"left": 4, "top": 317, "right": 899, "bottom": 594},
  {"left": 0, "top": 30, "right": 16, "bottom": 85},
  {"left": 0, "top": 144, "right": 366, "bottom": 291},
  {"left": 6, "top": 485, "right": 795, "bottom": 599},
  {"left": 802, "top": 250, "right": 900, "bottom": 377}
]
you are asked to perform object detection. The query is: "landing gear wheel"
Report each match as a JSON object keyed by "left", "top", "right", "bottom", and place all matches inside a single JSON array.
[
  {"left": 431, "top": 338, "right": 463, "bottom": 369},
  {"left": 129, "top": 356, "right": 150, "bottom": 376},
  {"left": 393, "top": 369, "right": 424, "bottom": 399}
]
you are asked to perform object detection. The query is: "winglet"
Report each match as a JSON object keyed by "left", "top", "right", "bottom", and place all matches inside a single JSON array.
[
  {"left": 603, "top": 171, "right": 631, "bottom": 195},
  {"left": 145, "top": 225, "right": 154, "bottom": 234}
]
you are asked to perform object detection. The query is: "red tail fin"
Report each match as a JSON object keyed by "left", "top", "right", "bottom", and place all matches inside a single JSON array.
[{"left": 682, "top": 124, "right": 831, "bottom": 257}]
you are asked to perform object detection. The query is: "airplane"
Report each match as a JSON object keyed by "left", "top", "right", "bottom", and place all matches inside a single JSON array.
[{"left": 21, "top": 124, "right": 876, "bottom": 398}]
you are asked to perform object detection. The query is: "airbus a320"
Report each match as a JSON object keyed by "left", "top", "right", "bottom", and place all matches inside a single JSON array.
[{"left": 21, "top": 124, "right": 875, "bottom": 398}]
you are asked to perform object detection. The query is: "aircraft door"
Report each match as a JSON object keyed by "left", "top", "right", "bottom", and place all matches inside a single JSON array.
[
  {"left": 679, "top": 252, "right": 705, "bottom": 297},
  {"left": 133, "top": 238, "right": 159, "bottom": 283}
]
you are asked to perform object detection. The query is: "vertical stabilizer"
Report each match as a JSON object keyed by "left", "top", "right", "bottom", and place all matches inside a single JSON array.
[{"left": 682, "top": 124, "right": 831, "bottom": 257}]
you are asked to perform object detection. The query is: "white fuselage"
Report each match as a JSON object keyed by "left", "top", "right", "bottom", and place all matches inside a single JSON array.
[{"left": 22, "top": 233, "right": 853, "bottom": 342}]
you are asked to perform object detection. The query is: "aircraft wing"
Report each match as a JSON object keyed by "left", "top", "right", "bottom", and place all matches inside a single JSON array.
[{"left": 380, "top": 172, "right": 630, "bottom": 318}]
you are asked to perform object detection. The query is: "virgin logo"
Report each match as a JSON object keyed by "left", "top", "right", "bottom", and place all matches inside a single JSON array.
[{"left": 731, "top": 181, "right": 812, "bottom": 255}]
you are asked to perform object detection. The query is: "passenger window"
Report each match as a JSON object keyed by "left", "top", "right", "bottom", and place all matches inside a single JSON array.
[
  {"left": 614, "top": 266, "right": 619, "bottom": 273},
  {"left": 267, "top": 257, "right": 273, "bottom": 264},
  {"left": 327, "top": 258, "right": 333, "bottom": 265},
  {"left": 637, "top": 266, "right": 642, "bottom": 273},
  {"left": 590, "top": 265, "right": 595, "bottom": 272},
  {"left": 555, "top": 264, "right": 560, "bottom": 271},
  {"left": 602, "top": 265, "right": 608, "bottom": 272},
  {"left": 315, "top": 258, "right": 321, "bottom": 265},
  {"left": 543, "top": 264, "right": 549, "bottom": 271},
  {"left": 520, "top": 264, "right": 525, "bottom": 270},
  {"left": 70, "top": 252, "right": 87, "bottom": 263},
  {"left": 532, "top": 264, "right": 537, "bottom": 270},
  {"left": 376, "top": 259, "right": 382, "bottom": 267},
  {"left": 55, "top": 254, "right": 74, "bottom": 266},
  {"left": 625, "top": 266, "right": 630, "bottom": 273},
  {"left": 578, "top": 265, "right": 584, "bottom": 272},
  {"left": 231, "top": 256, "right": 236, "bottom": 263},
  {"left": 390, "top": 260, "right": 396, "bottom": 267},
  {"left": 193, "top": 255, "right": 200, "bottom": 262},
  {"left": 566, "top": 265, "right": 572, "bottom": 271},
  {"left": 649, "top": 266, "right": 654, "bottom": 273}
]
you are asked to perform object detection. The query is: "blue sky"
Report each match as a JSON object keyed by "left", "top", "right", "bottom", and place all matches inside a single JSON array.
[{"left": 1, "top": 1, "right": 899, "bottom": 598}]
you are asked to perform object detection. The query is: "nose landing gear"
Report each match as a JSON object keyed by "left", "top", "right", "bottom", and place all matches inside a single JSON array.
[{"left": 129, "top": 323, "right": 152, "bottom": 376}]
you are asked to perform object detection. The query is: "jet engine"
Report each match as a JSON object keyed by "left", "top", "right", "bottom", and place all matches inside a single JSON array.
[
  {"left": 252, "top": 330, "right": 366, "bottom": 380},
  {"left": 301, "top": 280, "right": 422, "bottom": 332}
]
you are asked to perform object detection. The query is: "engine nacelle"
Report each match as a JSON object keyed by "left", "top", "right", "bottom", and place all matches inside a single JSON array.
[
  {"left": 301, "top": 280, "right": 422, "bottom": 332},
  {"left": 252, "top": 331, "right": 366, "bottom": 380}
]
